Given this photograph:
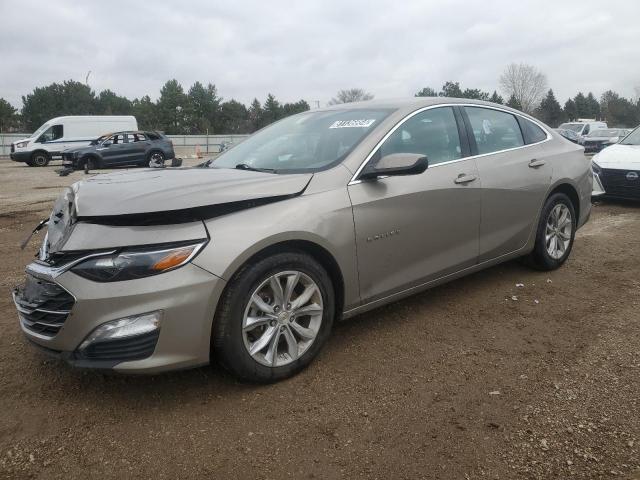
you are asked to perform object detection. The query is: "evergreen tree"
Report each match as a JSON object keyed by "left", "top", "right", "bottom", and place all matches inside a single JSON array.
[
  {"left": 573, "top": 92, "right": 588, "bottom": 118},
  {"left": 131, "top": 96, "right": 158, "bottom": 130},
  {"left": 585, "top": 92, "right": 600, "bottom": 120},
  {"left": 157, "top": 79, "right": 188, "bottom": 134},
  {"left": 217, "top": 100, "right": 249, "bottom": 133},
  {"left": 21, "top": 80, "right": 96, "bottom": 131},
  {"left": 0, "top": 98, "right": 17, "bottom": 132},
  {"left": 489, "top": 91, "right": 504, "bottom": 104},
  {"left": 439, "top": 81, "right": 463, "bottom": 98},
  {"left": 536, "top": 89, "right": 564, "bottom": 127},
  {"left": 96, "top": 89, "right": 132, "bottom": 115},
  {"left": 563, "top": 99, "right": 577, "bottom": 121},
  {"left": 506, "top": 94, "right": 523, "bottom": 110},
  {"left": 247, "top": 98, "right": 263, "bottom": 132},
  {"left": 415, "top": 87, "right": 438, "bottom": 97},
  {"left": 186, "top": 82, "right": 221, "bottom": 134}
]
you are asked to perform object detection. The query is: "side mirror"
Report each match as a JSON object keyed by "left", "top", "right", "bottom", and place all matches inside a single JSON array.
[
  {"left": 102, "top": 140, "right": 112, "bottom": 147},
  {"left": 359, "top": 153, "right": 429, "bottom": 181}
]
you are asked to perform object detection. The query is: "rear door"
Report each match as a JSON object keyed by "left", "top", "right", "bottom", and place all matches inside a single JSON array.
[
  {"left": 126, "top": 132, "right": 149, "bottom": 163},
  {"left": 348, "top": 106, "right": 481, "bottom": 303},
  {"left": 461, "top": 106, "right": 552, "bottom": 261}
]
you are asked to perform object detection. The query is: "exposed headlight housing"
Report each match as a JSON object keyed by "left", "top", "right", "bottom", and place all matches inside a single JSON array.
[
  {"left": 71, "top": 240, "right": 207, "bottom": 282},
  {"left": 591, "top": 160, "right": 602, "bottom": 176},
  {"left": 16, "top": 141, "right": 29, "bottom": 148}
]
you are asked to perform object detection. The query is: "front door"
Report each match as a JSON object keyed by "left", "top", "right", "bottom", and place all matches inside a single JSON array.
[
  {"left": 98, "top": 133, "right": 127, "bottom": 165},
  {"left": 348, "top": 106, "right": 481, "bottom": 304}
]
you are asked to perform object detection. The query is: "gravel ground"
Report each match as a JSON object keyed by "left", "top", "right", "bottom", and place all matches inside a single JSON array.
[{"left": 0, "top": 159, "right": 639, "bottom": 480}]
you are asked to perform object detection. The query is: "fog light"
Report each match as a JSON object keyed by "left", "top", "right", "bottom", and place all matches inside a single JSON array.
[{"left": 79, "top": 311, "right": 162, "bottom": 350}]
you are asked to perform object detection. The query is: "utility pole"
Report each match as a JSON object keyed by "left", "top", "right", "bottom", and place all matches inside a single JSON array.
[{"left": 85, "top": 70, "right": 92, "bottom": 85}]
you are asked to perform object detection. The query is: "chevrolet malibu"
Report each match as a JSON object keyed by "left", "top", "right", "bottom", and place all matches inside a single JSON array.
[{"left": 13, "top": 98, "right": 593, "bottom": 382}]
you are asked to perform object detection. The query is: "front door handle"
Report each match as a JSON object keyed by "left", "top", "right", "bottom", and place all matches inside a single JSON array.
[
  {"left": 454, "top": 173, "right": 477, "bottom": 184},
  {"left": 529, "top": 158, "right": 546, "bottom": 168}
]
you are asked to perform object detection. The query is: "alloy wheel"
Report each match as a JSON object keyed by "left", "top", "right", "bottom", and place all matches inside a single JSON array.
[
  {"left": 545, "top": 204, "right": 572, "bottom": 260},
  {"left": 242, "top": 270, "right": 323, "bottom": 367}
]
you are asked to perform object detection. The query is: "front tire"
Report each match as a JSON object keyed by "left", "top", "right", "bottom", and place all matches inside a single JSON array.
[
  {"left": 147, "top": 151, "right": 165, "bottom": 167},
  {"left": 30, "top": 151, "right": 50, "bottom": 167},
  {"left": 212, "top": 252, "right": 335, "bottom": 383},
  {"left": 528, "top": 193, "right": 576, "bottom": 270}
]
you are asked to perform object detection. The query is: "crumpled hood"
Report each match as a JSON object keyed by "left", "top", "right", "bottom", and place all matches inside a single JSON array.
[
  {"left": 594, "top": 144, "right": 640, "bottom": 170},
  {"left": 72, "top": 167, "right": 313, "bottom": 218},
  {"left": 63, "top": 144, "right": 96, "bottom": 154}
]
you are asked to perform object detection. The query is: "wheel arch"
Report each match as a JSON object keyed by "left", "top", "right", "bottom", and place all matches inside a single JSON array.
[
  {"left": 546, "top": 181, "right": 580, "bottom": 222},
  {"left": 220, "top": 239, "right": 345, "bottom": 321}
]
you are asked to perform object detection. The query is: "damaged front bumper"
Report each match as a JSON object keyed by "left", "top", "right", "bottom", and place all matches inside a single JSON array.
[{"left": 14, "top": 259, "right": 225, "bottom": 373}]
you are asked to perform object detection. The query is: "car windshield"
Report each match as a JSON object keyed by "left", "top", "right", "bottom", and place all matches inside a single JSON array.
[
  {"left": 31, "top": 123, "right": 50, "bottom": 139},
  {"left": 90, "top": 135, "right": 109, "bottom": 145},
  {"left": 211, "top": 109, "right": 392, "bottom": 173},
  {"left": 620, "top": 127, "right": 640, "bottom": 145},
  {"left": 558, "top": 123, "right": 585, "bottom": 133},
  {"left": 586, "top": 129, "right": 619, "bottom": 138}
]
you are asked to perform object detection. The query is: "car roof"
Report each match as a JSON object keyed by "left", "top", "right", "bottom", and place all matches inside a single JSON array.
[{"left": 314, "top": 96, "right": 543, "bottom": 125}]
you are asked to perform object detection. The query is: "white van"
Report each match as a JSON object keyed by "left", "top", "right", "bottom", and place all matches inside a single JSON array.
[
  {"left": 10, "top": 115, "right": 138, "bottom": 166},
  {"left": 558, "top": 120, "right": 607, "bottom": 140}
]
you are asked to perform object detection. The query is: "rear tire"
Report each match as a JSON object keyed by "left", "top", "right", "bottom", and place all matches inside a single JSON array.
[
  {"left": 30, "top": 151, "right": 50, "bottom": 167},
  {"left": 527, "top": 192, "right": 576, "bottom": 271},
  {"left": 212, "top": 252, "right": 335, "bottom": 383}
]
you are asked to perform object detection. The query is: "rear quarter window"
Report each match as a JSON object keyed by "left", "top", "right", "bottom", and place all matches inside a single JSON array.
[{"left": 518, "top": 118, "right": 548, "bottom": 144}]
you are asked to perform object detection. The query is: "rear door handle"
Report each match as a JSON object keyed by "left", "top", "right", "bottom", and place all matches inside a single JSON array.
[
  {"left": 529, "top": 158, "right": 546, "bottom": 168},
  {"left": 454, "top": 173, "right": 477, "bottom": 184}
]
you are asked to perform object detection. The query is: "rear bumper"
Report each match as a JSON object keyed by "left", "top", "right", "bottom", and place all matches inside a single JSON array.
[{"left": 10, "top": 151, "right": 30, "bottom": 162}]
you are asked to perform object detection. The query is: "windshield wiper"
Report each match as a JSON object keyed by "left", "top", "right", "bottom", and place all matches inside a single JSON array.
[{"left": 234, "top": 163, "right": 276, "bottom": 173}]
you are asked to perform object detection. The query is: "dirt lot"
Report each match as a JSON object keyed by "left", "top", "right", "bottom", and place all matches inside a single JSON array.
[{"left": 0, "top": 158, "right": 639, "bottom": 480}]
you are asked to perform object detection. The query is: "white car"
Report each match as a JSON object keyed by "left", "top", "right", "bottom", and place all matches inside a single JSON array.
[
  {"left": 10, "top": 115, "right": 138, "bottom": 167},
  {"left": 592, "top": 126, "right": 640, "bottom": 200}
]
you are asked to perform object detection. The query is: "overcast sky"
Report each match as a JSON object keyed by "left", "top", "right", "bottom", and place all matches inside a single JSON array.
[{"left": 1, "top": 0, "right": 639, "bottom": 109}]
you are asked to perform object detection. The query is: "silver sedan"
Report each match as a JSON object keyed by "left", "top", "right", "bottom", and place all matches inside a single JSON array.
[{"left": 14, "top": 98, "right": 592, "bottom": 382}]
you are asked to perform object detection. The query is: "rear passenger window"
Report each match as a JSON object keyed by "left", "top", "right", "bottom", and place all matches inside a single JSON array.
[
  {"left": 379, "top": 107, "right": 462, "bottom": 166},
  {"left": 519, "top": 118, "right": 548, "bottom": 144},
  {"left": 465, "top": 107, "right": 524, "bottom": 155}
]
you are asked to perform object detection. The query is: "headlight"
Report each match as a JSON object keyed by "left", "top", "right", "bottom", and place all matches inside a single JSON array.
[
  {"left": 591, "top": 160, "right": 602, "bottom": 176},
  {"left": 71, "top": 241, "right": 206, "bottom": 282},
  {"left": 16, "top": 141, "right": 28, "bottom": 148}
]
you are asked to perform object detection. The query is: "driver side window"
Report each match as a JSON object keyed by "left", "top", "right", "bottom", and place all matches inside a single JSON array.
[
  {"left": 37, "top": 125, "right": 63, "bottom": 143},
  {"left": 379, "top": 107, "right": 462, "bottom": 166}
]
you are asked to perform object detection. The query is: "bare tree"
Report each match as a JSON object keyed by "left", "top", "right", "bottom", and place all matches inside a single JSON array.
[
  {"left": 328, "top": 88, "right": 374, "bottom": 105},
  {"left": 499, "top": 63, "right": 548, "bottom": 114}
]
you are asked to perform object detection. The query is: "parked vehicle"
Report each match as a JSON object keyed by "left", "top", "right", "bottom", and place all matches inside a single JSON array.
[
  {"left": 582, "top": 128, "right": 628, "bottom": 154},
  {"left": 558, "top": 120, "right": 607, "bottom": 142},
  {"left": 13, "top": 98, "right": 592, "bottom": 382},
  {"left": 10, "top": 116, "right": 138, "bottom": 167},
  {"left": 555, "top": 128, "right": 580, "bottom": 143},
  {"left": 591, "top": 125, "right": 640, "bottom": 200},
  {"left": 61, "top": 131, "right": 175, "bottom": 169}
]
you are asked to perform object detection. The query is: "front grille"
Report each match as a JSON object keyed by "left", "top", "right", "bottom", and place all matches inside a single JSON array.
[
  {"left": 13, "top": 274, "right": 75, "bottom": 337},
  {"left": 75, "top": 330, "right": 160, "bottom": 362},
  {"left": 584, "top": 141, "right": 605, "bottom": 152},
  {"left": 600, "top": 168, "right": 640, "bottom": 199}
]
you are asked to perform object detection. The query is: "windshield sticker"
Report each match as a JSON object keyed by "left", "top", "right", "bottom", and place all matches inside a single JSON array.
[{"left": 329, "top": 119, "right": 376, "bottom": 129}]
